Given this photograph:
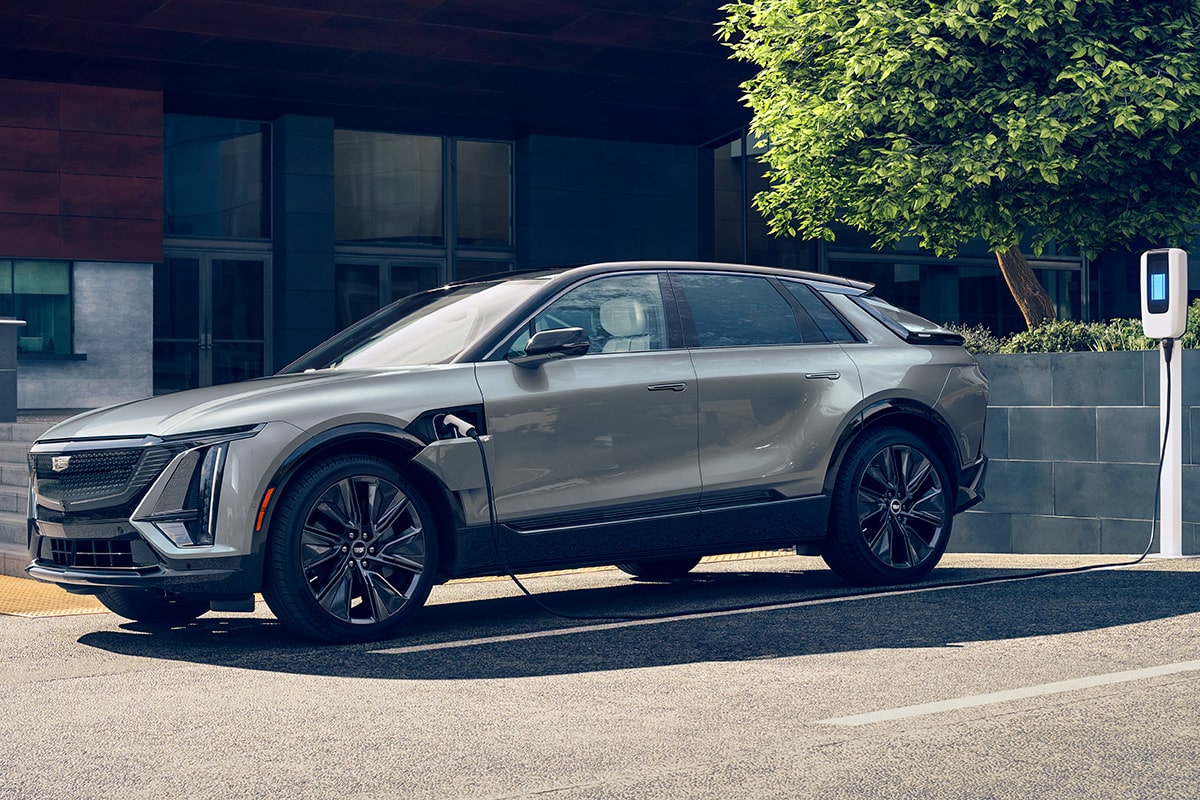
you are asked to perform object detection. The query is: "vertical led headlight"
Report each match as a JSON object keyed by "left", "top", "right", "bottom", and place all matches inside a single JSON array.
[
  {"left": 135, "top": 427, "right": 259, "bottom": 548},
  {"left": 191, "top": 442, "right": 227, "bottom": 547}
]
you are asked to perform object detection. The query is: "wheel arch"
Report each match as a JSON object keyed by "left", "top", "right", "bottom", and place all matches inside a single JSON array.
[
  {"left": 823, "top": 399, "right": 963, "bottom": 498},
  {"left": 255, "top": 423, "right": 462, "bottom": 583}
]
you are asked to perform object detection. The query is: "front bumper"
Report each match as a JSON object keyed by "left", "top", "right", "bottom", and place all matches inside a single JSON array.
[{"left": 25, "top": 421, "right": 300, "bottom": 596}]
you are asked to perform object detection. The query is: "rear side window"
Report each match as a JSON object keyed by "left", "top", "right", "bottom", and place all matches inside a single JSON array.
[
  {"left": 677, "top": 274, "right": 801, "bottom": 347},
  {"left": 782, "top": 282, "right": 859, "bottom": 343}
]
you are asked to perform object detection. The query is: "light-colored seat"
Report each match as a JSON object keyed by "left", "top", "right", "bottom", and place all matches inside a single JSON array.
[{"left": 599, "top": 297, "right": 651, "bottom": 352}]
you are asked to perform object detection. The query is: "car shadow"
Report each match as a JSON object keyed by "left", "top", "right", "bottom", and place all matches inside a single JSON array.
[{"left": 77, "top": 565, "right": 1200, "bottom": 680}]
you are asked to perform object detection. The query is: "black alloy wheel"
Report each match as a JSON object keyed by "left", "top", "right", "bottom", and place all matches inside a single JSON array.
[
  {"left": 263, "top": 455, "right": 438, "bottom": 643},
  {"left": 823, "top": 428, "right": 952, "bottom": 585}
]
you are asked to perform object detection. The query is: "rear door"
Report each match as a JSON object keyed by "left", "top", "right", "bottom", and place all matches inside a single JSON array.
[
  {"left": 671, "top": 272, "right": 864, "bottom": 546},
  {"left": 474, "top": 272, "right": 701, "bottom": 566}
]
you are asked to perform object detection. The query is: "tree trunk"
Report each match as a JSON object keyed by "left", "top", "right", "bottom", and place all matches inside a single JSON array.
[{"left": 995, "top": 244, "right": 1056, "bottom": 329}]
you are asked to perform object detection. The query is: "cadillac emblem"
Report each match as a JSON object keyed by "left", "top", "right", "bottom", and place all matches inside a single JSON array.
[{"left": 51, "top": 456, "right": 71, "bottom": 473}]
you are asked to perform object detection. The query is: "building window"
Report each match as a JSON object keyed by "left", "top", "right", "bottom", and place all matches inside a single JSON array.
[
  {"left": 334, "top": 261, "right": 441, "bottom": 330},
  {"left": 164, "top": 116, "right": 270, "bottom": 239},
  {"left": 830, "top": 258, "right": 1083, "bottom": 337},
  {"left": 0, "top": 260, "right": 71, "bottom": 355},
  {"left": 456, "top": 140, "right": 512, "bottom": 248},
  {"left": 710, "top": 133, "right": 817, "bottom": 271},
  {"left": 335, "top": 130, "right": 444, "bottom": 245}
]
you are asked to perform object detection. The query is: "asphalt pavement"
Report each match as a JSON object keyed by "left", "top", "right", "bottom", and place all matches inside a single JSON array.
[{"left": 1, "top": 552, "right": 1198, "bottom": 799}]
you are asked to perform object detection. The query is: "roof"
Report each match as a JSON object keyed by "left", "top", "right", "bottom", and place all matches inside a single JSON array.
[{"left": 0, "top": 0, "right": 753, "bottom": 145}]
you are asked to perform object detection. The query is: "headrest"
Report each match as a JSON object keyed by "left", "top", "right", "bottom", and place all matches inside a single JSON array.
[{"left": 599, "top": 298, "right": 648, "bottom": 338}]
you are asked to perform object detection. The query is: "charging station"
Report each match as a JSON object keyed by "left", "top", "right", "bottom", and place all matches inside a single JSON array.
[{"left": 1140, "top": 248, "right": 1188, "bottom": 557}]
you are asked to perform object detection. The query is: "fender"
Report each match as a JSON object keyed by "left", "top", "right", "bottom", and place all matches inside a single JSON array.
[
  {"left": 253, "top": 422, "right": 426, "bottom": 545},
  {"left": 823, "top": 398, "right": 963, "bottom": 497}
]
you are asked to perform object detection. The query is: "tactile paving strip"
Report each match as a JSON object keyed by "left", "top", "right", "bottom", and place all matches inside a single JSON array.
[
  {"left": 0, "top": 550, "right": 796, "bottom": 617},
  {"left": 0, "top": 575, "right": 106, "bottom": 617}
]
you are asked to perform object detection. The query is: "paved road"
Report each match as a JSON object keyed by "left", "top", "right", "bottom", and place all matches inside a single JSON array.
[{"left": 1, "top": 554, "right": 1198, "bottom": 799}]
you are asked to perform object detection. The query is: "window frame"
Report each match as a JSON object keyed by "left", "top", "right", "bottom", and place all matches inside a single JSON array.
[{"left": 2, "top": 259, "right": 77, "bottom": 359}]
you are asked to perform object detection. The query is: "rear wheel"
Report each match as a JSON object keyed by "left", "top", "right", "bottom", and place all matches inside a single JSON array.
[
  {"left": 823, "top": 428, "right": 953, "bottom": 585},
  {"left": 96, "top": 588, "right": 209, "bottom": 623},
  {"left": 616, "top": 556, "right": 702, "bottom": 581},
  {"left": 263, "top": 455, "right": 438, "bottom": 643}
]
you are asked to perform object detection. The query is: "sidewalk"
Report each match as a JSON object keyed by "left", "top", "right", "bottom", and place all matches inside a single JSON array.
[{"left": 1, "top": 552, "right": 1169, "bottom": 620}]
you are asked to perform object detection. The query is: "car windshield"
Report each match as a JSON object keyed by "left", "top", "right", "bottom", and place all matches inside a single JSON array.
[{"left": 280, "top": 278, "right": 549, "bottom": 372}]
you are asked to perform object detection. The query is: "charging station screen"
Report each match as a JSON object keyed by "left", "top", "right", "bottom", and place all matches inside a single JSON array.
[{"left": 1147, "top": 252, "right": 1170, "bottom": 314}]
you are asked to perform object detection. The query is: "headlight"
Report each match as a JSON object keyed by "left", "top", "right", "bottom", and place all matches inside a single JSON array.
[{"left": 134, "top": 427, "right": 260, "bottom": 548}]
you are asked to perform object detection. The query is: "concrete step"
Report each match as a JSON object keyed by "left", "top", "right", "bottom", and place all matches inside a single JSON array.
[
  {"left": 0, "top": 464, "right": 27, "bottom": 489},
  {"left": 0, "top": 487, "right": 25, "bottom": 516},
  {"left": 0, "top": 541, "right": 28, "bottom": 578},
  {"left": 0, "top": 511, "right": 26, "bottom": 548}
]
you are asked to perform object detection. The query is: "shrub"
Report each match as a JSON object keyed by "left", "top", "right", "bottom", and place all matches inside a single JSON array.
[
  {"left": 943, "top": 323, "right": 1005, "bottom": 354},
  {"left": 999, "top": 320, "right": 1097, "bottom": 353},
  {"left": 953, "top": 300, "right": 1200, "bottom": 354}
]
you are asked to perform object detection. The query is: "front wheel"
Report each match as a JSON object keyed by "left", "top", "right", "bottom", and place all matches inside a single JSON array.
[
  {"left": 823, "top": 428, "right": 953, "bottom": 585},
  {"left": 96, "top": 588, "right": 209, "bottom": 623},
  {"left": 262, "top": 455, "right": 438, "bottom": 643}
]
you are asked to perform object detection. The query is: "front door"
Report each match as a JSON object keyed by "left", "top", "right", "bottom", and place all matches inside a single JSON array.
[
  {"left": 154, "top": 252, "right": 271, "bottom": 393},
  {"left": 474, "top": 272, "right": 701, "bottom": 567}
]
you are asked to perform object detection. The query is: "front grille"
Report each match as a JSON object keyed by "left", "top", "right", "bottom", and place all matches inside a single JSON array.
[
  {"left": 47, "top": 538, "right": 136, "bottom": 569},
  {"left": 31, "top": 445, "right": 184, "bottom": 510}
]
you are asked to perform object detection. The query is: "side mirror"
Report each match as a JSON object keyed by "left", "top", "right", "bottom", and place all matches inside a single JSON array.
[{"left": 507, "top": 327, "right": 590, "bottom": 369}]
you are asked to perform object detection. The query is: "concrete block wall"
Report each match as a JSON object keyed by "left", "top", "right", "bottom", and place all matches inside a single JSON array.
[{"left": 951, "top": 350, "right": 1200, "bottom": 555}]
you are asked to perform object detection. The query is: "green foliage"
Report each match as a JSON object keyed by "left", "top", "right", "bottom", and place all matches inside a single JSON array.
[
  {"left": 1000, "top": 319, "right": 1099, "bottom": 353},
  {"left": 718, "top": 0, "right": 1200, "bottom": 258},
  {"left": 952, "top": 300, "right": 1200, "bottom": 353},
  {"left": 943, "top": 322, "right": 1005, "bottom": 354}
]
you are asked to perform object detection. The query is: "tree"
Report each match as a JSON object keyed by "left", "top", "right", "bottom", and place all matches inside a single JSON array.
[{"left": 719, "top": 0, "right": 1200, "bottom": 328}]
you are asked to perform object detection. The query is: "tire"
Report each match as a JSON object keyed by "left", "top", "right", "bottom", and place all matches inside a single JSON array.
[
  {"left": 262, "top": 455, "right": 438, "bottom": 644},
  {"left": 96, "top": 588, "right": 209, "bottom": 623},
  {"left": 616, "top": 556, "right": 702, "bottom": 581},
  {"left": 822, "top": 427, "right": 953, "bottom": 585}
]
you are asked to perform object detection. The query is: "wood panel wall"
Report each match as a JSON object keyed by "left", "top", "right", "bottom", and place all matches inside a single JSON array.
[{"left": 0, "top": 79, "right": 162, "bottom": 263}]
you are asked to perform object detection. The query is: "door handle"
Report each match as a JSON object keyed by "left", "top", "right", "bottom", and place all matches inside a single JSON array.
[
  {"left": 804, "top": 371, "right": 841, "bottom": 381},
  {"left": 647, "top": 383, "right": 688, "bottom": 392}
]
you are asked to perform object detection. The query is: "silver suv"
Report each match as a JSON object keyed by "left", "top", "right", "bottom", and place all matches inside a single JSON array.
[{"left": 26, "top": 262, "right": 987, "bottom": 642}]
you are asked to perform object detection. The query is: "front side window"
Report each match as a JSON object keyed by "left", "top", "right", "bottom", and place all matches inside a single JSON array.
[
  {"left": 505, "top": 274, "right": 668, "bottom": 358},
  {"left": 0, "top": 260, "right": 71, "bottom": 355},
  {"left": 678, "top": 274, "right": 801, "bottom": 348}
]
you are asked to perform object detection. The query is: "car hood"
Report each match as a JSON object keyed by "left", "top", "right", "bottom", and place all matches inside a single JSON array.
[{"left": 37, "top": 367, "right": 452, "bottom": 442}]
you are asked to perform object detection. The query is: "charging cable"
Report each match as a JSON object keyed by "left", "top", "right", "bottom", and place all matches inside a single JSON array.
[
  {"left": 443, "top": 353, "right": 1174, "bottom": 624},
  {"left": 441, "top": 414, "right": 637, "bottom": 620}
]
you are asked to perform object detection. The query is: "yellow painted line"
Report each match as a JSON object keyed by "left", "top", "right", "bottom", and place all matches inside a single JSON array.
[{"left": 0, "top": 574, "right": 107, "bottom": 617}]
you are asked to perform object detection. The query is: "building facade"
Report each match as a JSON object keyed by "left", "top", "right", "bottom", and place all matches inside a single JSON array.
[{"left": 0, "top": 2, "right": 1188, "bottom": 409}]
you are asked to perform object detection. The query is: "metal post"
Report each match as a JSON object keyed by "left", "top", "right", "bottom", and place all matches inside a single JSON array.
[{"left": 1159, "top": 340, "right": 1183, "bottom": 558}]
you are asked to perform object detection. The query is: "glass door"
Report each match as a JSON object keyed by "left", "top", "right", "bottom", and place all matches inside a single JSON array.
[{"left": 155, "top": 252, "right": 271, "bottom": 393}]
